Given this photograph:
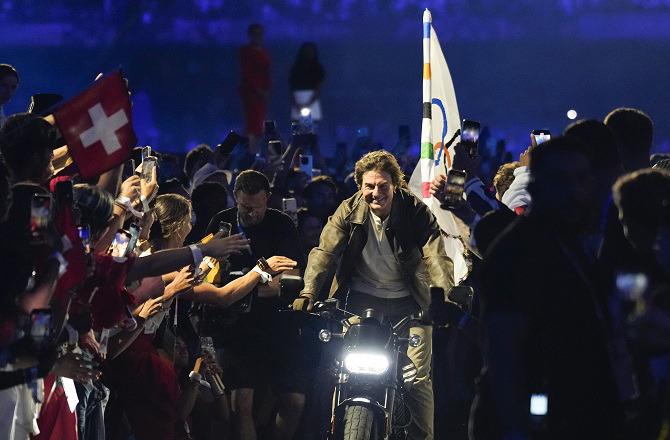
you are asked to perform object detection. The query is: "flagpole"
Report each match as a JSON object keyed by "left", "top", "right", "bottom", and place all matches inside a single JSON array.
[{"left": 420, "top": 9, "right": 433, "bottom": 201}]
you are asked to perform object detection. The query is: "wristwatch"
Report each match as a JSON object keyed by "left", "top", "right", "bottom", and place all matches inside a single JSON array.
[
  {"left": 251, "top": 266, "right": 272, "bottom": 284},
  {"left": 257, "top": 257, "right": 271, "bottom": 273}
]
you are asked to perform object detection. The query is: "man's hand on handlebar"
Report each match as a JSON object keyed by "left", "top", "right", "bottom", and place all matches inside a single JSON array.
[{"left": 292, "top": 293, "right": 315, "bottom": 312}]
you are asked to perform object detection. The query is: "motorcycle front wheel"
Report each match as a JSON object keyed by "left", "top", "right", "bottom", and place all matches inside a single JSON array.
[{"left": 342, "top": 405, "right": 380, "bottom": 440}]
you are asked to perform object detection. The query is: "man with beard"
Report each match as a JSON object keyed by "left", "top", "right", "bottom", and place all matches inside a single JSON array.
[{"left": 206, "top": 170, "right": 304, "bottom": 440}]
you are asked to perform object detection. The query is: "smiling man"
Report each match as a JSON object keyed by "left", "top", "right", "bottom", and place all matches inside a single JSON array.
[{"left": 295, "top": 150, "right": 454, "bottom": 440}]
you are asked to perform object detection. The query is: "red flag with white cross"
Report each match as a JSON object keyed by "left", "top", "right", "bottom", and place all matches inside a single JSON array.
[{"left": 55, "top": 71, "right": 136, "bottom": 179}]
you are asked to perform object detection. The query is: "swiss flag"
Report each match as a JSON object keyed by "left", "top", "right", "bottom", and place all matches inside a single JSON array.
[{"left": 55, "top": 71, "right": 136, "bottom": 179}]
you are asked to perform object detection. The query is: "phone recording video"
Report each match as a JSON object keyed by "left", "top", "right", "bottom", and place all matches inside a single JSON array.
[
  {"left": 442, "top": 169, "right": 467, "bottom": 207},
  {"left": 109, "top": 230, "right": 131, "bottom": 257},
  {"left": 282, "top": 197, "right": 299, "bottom": 225},
  {"left": 461, "top": 119, "right": 481, "bottom": 157},
  {"left": 141, "top": 156, "right": 157, "bottom": 182},
  {"left": 126, "top": 223, "right": 140, "bottom": 257},
  {"left": 532, "top": 129, "right": 551, "bottom": 146},
  {"left": 299, "top": 154, "right": 313, "bottom": 178},
  {"left": 30, "top": 194, "right": 52, "bottom": 241},
  {"left": 141, "top": 146, "right": 152, "bottom": 162},
  {"left": 217, "top": 131, "right": 242, "bottom": 156},
  {"left": 218, "top": 221, "right": 232, "bottom": 238},
  {"left": 78, "top": 225, "right": 91, "bottom": 254},
  {"left": 29, "top": 309, "right": 52, "bottom": 345}
]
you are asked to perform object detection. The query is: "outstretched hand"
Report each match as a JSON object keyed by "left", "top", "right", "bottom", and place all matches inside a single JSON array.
[
  {"left": 164, "top": 266, "right": 195, "bottom": 300},
  {"left": 53, "top": 352, "right": 101, "bottom": 383},
  {"left": 429, "top": 174, "right": 448, "bottom": 204},
  {"left": 203, "top": 233, "right": 251, "bottom": 259},
  {"left": 265, "top": 256, "right": 298, "bottom": 275}
]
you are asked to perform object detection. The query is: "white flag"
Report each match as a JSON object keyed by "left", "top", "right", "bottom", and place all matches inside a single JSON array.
[{"left": 409, "top": 9, "right": 468, "bottom": 284}]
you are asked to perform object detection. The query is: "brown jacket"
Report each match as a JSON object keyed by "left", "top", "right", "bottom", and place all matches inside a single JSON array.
[{"left": 302, "top": 187, "right": 454, "bottom": 311}]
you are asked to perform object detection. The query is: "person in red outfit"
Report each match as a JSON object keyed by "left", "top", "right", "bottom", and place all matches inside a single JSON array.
[{"left": 240, "top": 23, "right": 271, "bottom": 153}]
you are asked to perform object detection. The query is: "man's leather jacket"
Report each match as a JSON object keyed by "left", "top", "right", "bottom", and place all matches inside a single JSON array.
[{"left": 301, "top": 187, "right": 454, "bottom": 311}]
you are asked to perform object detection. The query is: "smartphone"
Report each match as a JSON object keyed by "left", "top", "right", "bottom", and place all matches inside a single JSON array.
[
  {"left": 218, "top": 221, "right": 232, "bottom": 238},
  {"left": 141, "top": 156, "right": 157, "bottom": 182},
  {"left": 282, "top": 197, "right": 298, "bottom": 215},
  {"left": 443, "top": 169, "right": 467, "bottom": 206},
  {"left": 264, "top": 120, "right": 279, "bottom": 141},
  {"left": 461, "top": 119, "right": 481, "bottom": 157},
  {"left": 268, "top": 139, "right": 283, "bottom": 156},
  {"left": 122, "top": 158, "right": 136, "bottom": 180},
  {"left": 78, "top": 225, "right": 91, "bottom": 254},
  {"left": 54, "top": 180, "right": 73, "bottom": 207},
  {"left": 125, "top": 223, "right": 140, "bottom": 257},
  {"left": 141, "top": 146, "right": 152, "bottom": 162},
  {"left": 531, "top": 129, "right": 551, "bottom": 146},
  {"left": 109, "top": 230, "right": 131, "bottom": 257},
  {"left": 282, "top": 197, "right": 298, "bottom": 226},
  {"left": 299, "top": 154, "right": 313, "bottom": 178},
  {"left": 216, "top": 131, "right": 241, "bottom": 156},
  {"left": 530, "top": 393, "right": 548, "bottom": 416},
  {"left": 29, "top": 309, "right": 52, "bottom": 344},
  {"left": 30, "top": 194, "right": 52, "bottom": 240}
]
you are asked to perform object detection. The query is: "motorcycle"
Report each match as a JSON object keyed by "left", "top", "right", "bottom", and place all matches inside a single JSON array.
[{"left": 306, "top": 299, "right": 427, "bottom": 440}]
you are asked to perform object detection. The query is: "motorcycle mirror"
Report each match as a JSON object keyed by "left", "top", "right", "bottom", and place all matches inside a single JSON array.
[
  {"left": 279, "top": 275, "right": 304, "bottom": 300},
  {"left": 447, "top": 285, "right": 474, "bottom": 312}
]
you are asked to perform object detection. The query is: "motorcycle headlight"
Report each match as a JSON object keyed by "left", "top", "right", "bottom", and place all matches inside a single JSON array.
[{"left": 343, "top": 352, "right": 390, "bottom": 375}]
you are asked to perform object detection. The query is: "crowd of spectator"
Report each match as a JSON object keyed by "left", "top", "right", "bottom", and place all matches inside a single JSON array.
[{"left": 1, "top": 46, "right": 670, "bottom": 440}]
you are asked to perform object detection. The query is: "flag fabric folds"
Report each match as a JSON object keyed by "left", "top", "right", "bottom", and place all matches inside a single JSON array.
[
  {"left": 55, "top": 71, "right": 136, "bottom": 179},
  {"left": 409, "top": 9, "right": 468, "bottom": 283}
]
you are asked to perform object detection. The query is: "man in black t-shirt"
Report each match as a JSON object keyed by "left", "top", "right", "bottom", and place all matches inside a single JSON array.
[{"left": 206, "top": 170, "right": 306, "bottom": 440}]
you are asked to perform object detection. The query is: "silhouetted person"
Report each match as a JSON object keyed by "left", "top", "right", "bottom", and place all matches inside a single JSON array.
[
  {"left": 605, "top": 107, "right": 653, "bottom": 172},
  {"left": 472, "top": 137, "right": 623, "bottom": 439}
]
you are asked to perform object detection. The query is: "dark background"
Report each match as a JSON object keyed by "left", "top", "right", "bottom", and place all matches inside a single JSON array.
[{"left": 2, "top": 0, "right": 669, "bottom": 156}]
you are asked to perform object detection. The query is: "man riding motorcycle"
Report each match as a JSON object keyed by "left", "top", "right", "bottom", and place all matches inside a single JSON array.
[{"left": 293, "top": 150, "right": 455, "bottom": 440}]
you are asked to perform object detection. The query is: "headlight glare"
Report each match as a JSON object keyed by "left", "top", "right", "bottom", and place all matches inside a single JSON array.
[{"left": 343, "top": 352, "right": 390, "bottom": 375}]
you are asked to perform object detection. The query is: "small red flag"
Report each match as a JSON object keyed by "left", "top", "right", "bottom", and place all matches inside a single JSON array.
[{"left": 55, "top": 71, "right": 136, "bottom": 179}]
